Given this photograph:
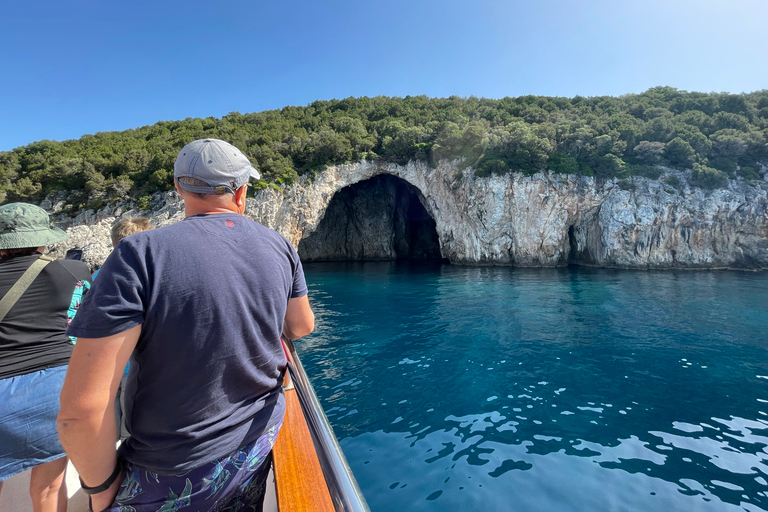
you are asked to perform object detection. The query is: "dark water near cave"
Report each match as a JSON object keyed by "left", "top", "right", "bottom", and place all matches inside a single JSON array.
[{"left": 296, "top": 262, "right": 768, "bottom": 512}]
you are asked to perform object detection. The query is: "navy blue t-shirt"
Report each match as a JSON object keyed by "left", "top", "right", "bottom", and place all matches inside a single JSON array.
[{"left": 68, "top": 213, "right": 308, "bottom": 474}]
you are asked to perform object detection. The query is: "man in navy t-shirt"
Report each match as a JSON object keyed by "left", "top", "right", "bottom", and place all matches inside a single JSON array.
[{"left": 58, "top": 139, "right": 315, "bottom": 512}]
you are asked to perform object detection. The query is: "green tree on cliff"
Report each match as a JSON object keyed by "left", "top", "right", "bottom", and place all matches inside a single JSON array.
[{"left": 663, "top": 137, "right": 696, "bottom": 167}]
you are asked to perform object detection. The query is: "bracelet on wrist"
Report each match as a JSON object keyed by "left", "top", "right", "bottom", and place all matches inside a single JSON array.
[{"left": 79, "top": 459, "right": 123, "bottom": 495}]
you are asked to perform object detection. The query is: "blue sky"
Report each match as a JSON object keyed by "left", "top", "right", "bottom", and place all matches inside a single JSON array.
[{"left": 1, "top": 0, "right": 766, "bottom": 152}]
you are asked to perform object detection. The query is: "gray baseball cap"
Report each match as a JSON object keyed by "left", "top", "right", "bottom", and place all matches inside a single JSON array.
[
  {"left": 0, "top": 203, "right": 67, "bottom": 250},
  {"left": 174, "top": 138, "right": 261, "bottom": 195}
]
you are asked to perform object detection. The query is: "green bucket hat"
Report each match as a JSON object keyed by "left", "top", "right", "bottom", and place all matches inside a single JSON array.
[{"left": 0, "top": 203, "right": 67, "bottom": 250}]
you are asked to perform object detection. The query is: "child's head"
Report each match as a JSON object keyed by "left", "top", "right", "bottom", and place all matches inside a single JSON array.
[{"left": 111, "top": 217, "right": 152, "bottom": 247}]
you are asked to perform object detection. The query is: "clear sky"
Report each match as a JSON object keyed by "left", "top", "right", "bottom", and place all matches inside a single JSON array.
[{"left": 1, "top": 0, "right": 766, "bottom": 152}]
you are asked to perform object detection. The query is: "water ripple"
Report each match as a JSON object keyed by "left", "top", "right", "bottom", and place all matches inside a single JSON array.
[{"left": 301, "top": 263, "right": 768, "bottom": 511}]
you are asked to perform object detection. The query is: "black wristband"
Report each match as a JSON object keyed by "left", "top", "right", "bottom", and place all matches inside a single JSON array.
[{"left": 79, "top": 459, "right": 123, "bottom": 495}]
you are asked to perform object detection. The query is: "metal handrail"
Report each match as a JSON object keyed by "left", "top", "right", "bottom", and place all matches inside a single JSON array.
[{"left": 282, "top": 336, "right": 371, "bottom": 512}]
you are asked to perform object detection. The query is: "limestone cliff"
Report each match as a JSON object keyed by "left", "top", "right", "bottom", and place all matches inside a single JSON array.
[{"left": 44, "top": 160, "right": 768, "bottom": 270}]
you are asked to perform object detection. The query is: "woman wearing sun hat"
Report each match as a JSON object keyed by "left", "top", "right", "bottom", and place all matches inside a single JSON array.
[{"left": 0, "top": 203, "right": 92, "bottom": 512}]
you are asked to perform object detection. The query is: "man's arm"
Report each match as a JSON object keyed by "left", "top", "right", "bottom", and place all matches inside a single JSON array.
[
  {"left": 57, "top": 325, "right": 141, "bottom": 511},
  {"left": 283, "top": 295, "right": 314, "bottom": 340}
]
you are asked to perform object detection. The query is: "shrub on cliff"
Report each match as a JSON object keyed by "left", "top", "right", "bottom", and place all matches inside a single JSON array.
[
  {"left": 633, "top": 141, "right": 666, "bottom": 163},
  {"left": 664, "top": 175, "right": 681, "bottom": 188},
  {"left": 663, "top": 137, "right": 695, "bottom": 167},
  {"left": 578, "top": 162, "right": 594, "bottom": 177},
  {"left": 691, "top": 163, "right": 728, "bottom": 189},
  {"left": 594, "top": 154, "right": 628, "bottom": 179},
  {"left": 475, "top": 159, "right": 508, "bottom": 177},
  {"left": 738, "top": 166, "right": 761, "bottom": 180},
  {"left": 547, "top": 152, "right": 579, "bottom": 174},
  {"left": 708, "top": 156, "right": 738, "bottom": 176},
  {"left": 627, "top": 162, "right": 663, "bottom": 179}
]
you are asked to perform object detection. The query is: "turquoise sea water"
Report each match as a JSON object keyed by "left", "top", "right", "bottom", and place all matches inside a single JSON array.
[{"left": 296, "top": 262, "right": 768, "bottom": 512}]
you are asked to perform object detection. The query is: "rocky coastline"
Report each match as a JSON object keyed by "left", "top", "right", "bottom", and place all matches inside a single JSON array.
[{"left": 43, "top": 160, "right": 768, "bottom": 271}]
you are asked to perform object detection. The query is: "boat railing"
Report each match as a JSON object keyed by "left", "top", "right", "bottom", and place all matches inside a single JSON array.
[{"left": 282, "top": 336, "right": 371, "bottom": 512}]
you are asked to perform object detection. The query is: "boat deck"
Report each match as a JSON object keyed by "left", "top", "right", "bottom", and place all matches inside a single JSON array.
[{"left": 273, "top": 376, "right": 335, "bottom": 511}]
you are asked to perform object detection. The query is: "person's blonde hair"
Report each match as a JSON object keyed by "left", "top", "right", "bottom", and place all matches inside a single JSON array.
[{"left": 111, "top": 217, "right": 152, "bottom": 246}]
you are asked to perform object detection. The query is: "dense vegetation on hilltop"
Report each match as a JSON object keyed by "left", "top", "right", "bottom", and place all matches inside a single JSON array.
[{"left": 1, "top": 87, "right": 767, "bottom": 210}]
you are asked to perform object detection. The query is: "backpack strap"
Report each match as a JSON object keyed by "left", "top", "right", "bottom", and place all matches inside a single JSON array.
[{"left": 0, "top": 255, "right": 54, "bottom": 323}]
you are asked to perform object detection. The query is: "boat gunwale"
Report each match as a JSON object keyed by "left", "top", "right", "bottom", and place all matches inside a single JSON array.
[{"left": 282, "top": 336, "right": 371, "bottom": 512}]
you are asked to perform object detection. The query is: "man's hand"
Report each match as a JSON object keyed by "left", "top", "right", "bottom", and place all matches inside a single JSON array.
[{"left": 88, "top": 473, "right": 124, "bottom": 512}]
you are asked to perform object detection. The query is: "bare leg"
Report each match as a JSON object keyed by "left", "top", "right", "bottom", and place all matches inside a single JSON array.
[
  {"left": 30, "top": 457, "right": 68, "bottom": 512},
  {"left": 56, "top": 477, "right": 67, "bottom": 512}
]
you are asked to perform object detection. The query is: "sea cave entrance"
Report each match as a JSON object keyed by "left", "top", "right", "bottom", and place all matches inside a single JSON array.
[{"left": 298, "top": 174, "right": 445, "bottom": 262}]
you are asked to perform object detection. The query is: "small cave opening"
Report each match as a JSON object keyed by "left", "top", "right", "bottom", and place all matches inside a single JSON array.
[
  {"left": 568, "top": 225, "right": 578, "bottom": 266},
  {"left": 567, "top": 219, "right": 599, "bottom": 267},
  {"left": 298, "top": 174, "right": 446, "bottom": 262}
]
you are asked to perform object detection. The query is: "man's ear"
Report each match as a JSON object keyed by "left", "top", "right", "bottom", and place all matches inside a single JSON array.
[
  {"left": 174, "top": 180, "right": 184, "bottom": 197},
  {"left": 235, "top": 185, "right": 248, "bottom": 212}
]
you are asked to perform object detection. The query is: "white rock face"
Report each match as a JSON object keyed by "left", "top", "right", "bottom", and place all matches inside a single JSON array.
[
  {"left": 588, "top": 178, "right": 768, "bottom": 268},
  {"left": 47, "top": 192, "right": 185, "bottom": 269},
  {"left": 44, "top": 161, "right": 768, "bottom": 270}
]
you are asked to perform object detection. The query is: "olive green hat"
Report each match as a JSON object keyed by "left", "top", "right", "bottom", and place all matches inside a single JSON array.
[{"left": 0, "top": 203, "right": 67, "bottom": 250}]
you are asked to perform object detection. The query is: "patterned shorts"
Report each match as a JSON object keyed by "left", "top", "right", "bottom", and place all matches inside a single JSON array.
[{"left": 103, "top": 421, "right": 282, "bottom": 512}]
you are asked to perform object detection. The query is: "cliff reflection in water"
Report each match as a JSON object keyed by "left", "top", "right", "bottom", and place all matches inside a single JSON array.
[{"left": 296, "top": 262, "right": 768, "bottom": 512}]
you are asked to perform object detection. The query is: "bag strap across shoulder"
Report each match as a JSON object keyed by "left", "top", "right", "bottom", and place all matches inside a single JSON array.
[{"left": 0, "top": 255, "right": 54, "bottom": 323}]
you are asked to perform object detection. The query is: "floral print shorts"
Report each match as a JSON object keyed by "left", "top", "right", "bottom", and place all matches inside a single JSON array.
[{"left": 102, "top": 421, "right": 281, "bottom": 512}]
